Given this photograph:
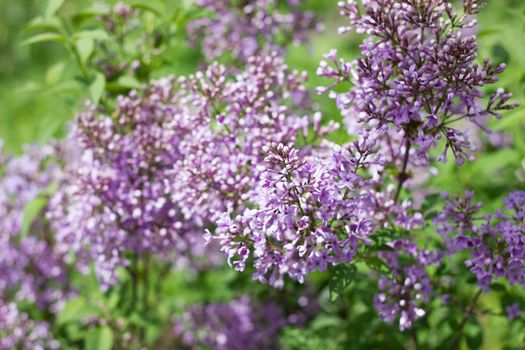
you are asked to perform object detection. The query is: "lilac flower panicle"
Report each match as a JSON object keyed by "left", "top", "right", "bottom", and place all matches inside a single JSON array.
[
  {"left": 0, "top": 299, "right": 59, "bottom": 350},
  {"left": 188, "top": 0, "right": 322, "bottom": 61},
  {"left": 49, "top": 53, "right": 322, "bottom": 288},
  {"left": 174, "top": 53, "right": 326, "bottom": 221},
  {"left": 319, "top": 0, "right": 518, "bottom": 168},
  {"left": 435, "top": 191, "right": 525, "bottom": 291},
  {"left": 211, "top": 136, "right": 427, "bottom": 287},
  {"left": 47, "top": 79, "right": 216, "bottom": 289},
  {"left": 374, "top": 239, "right": 441, "bottom": 331},
  {"left": 95, "top": 2, "right": 141, "bottom": 80},
  {"left": 0, "top": 142, "right": 72, "bottom": 312},
  {"left": 505, "top": 303, "right": 523, "bottom": 321},
  {"left": 173, "top": 296, "right": 286, "bottom": 350}
]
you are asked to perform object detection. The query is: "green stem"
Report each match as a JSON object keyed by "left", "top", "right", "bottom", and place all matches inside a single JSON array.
[
  {"left": 451, "top": 289, "right": 483, "bottom": 350},
  {"left": 394, "top": 137, "right": 411, "bottom": 204}
]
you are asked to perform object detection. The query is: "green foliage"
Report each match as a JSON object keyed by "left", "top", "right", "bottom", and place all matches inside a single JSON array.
[{"left": 328, "top": 264, "right": 357, "bottom": 302}]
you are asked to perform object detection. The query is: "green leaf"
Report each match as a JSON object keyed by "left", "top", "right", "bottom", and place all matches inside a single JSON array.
[
  {"left": 85, "top": 326, "right": 113, "bottom": 350},
  {"left": 309, "top": 315, "right": 341, "bottom": 331},
  {"left": 45, "top": 80, "right": 82, "bottom": 96},
  {"left": 89, "top": 73, "right": 106, "bottom": 105},
  {"left": 57, "top": 298, "right": 100, "bottom": 325},
  {"left": 25, "top": 16, "right": 63, "bottom": 33},
  {"left": 106, "top": 75, "right": 142, "bottom": 93},
  {"left": 130, "top": 0, "right": 165, "bottom": 15},
  {"left": 45, "top": 61, "right": 66, "bottom": 86},
  {"left": 490, "top": 283, "right": 507, "bottom": 292},
  {"left": 45, "top": 0, "right": 65, "bottom": 18},
  {"left": 328, "top": 264, "right": 357, "bottom": 302},
  {"left": 365, "top": 256, "right": 390, "bottom": 273},
  {"left": 464, "top": 321, "right": 483, "bottom": 350},
  {"left": 20, "top": 33, "right": 66, "bottom": 46},
  {"left": 20, "top": 197, "right": 47, "bottom": 238},
  {"left": 116, "top": 75, "right": 142, "bottom": 89},
  {"left": 72, "top": 4, "right": 110, "bottom": 23},
  {"left": 372, "top": 244, "right": 395, "bottom": 252},
  {"left": 73, "top": 30, "right": 109, "bottom": 41},
  {"left": 76, "top": 38, "right": 95, "bottom": 66}
]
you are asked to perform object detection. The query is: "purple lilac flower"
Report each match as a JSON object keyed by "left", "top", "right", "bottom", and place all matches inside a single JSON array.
[
  {"left": 47, "top": 78, "right": 215, "bottom": 289},
  {"left": 175, "top": 54, "right": 335, "bottom": 221},
  {"left": 0, "top": 142, "right": 72, "bottom": 312},
  {"left": 505, "top": 303, "right": 522, "bottom": 321},
  {"left": 435, "top": 191, "right": 525, "bottom": 291},
  {"left": 188, "top": 0, "right": 321, "bottom": 61},
  {"left": 49, "top": 54, "right": 323, "bottom": 288},
  {"left": 374, "top": 239, "right": 441, "bottom": 331},
  {"left": 0, "top": 298, "right": 59, "bottom": 350},
  {"left": 173, "top": 296, "right": 287, "bottom": 350},
  {"left": 210, "top": 109, "right": 426, "bottom": 288},
  {"left": 319, "top": 0, "right": 518, "bottom": 169},
  {"left": 212, "top": 138, "right": 385, "bottom": 287}
]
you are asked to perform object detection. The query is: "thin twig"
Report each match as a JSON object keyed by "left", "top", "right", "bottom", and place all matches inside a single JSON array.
[
  {"left": 451, "top": 289, "right": 483, "bottom": 350},
  {"left": 394, "top": 138, "right": 411, "bottom": 204}
]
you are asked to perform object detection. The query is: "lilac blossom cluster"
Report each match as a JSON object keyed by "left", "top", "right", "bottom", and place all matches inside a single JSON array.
[
  {"left": 208, "top": 0, "right": 520, "bottom": 333},
  {"left": 374, "top": 239, "right": 441, "bottom": 331},
  {"left": 318, "top": 0, "right": 518, "bottom": 168},
  {"left": 47, "top": 78, "right": 212, "bottom": 288},
  {"left": 211, "top": 136, "right": 423, "bottom": 288},
  {"left": 0, "top": 299, "right": 59, "bottom": 350},
  {"left": 173, "top": 296, "right": 287, "bottom": 350},
  {"left": 175, "top": 53, "right": 336, "bottom": 220},
  {"left": 49, "top": 53, "right": 325, "bottom": 288},
  {"left": 188, "top": 0, "right": 321, "bottom": 61},
  {"left": 211, "top": 140, "right": 377, "bottom": 287},
  {"left": 506, "top": 303, "right": 523, "bottom": 321},
  {"left": 435, "top": 191, "right": 525, "bottom": 291},
  {"left": 0, "top": 142, "right": 72, "bottom": 313}
]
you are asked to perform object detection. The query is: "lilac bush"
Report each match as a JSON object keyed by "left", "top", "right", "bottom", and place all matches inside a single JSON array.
[
  {"left": 2, "top": 0, "right": 524, "bottom": 348},
  {"left": 210, "top": 0, "right": 521, "bottom": 337}
]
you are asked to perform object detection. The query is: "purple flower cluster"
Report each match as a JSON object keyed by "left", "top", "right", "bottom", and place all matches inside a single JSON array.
[
  {"left": 374, "top": 239, "right": 441, "bottom": 331},
  {"left": 49, "top": 53, "right": 322, "bottom": 288},
  {"left": 175, "top": 53, "right": 329, "bottom": 219},
  {"left": 0, "top": 299, "right": 59, "bottom": 350},
  {"left": 203, "top": 0, "right": 519, "bottom": 333},
  {"left": 173, "top": 296, "right": 286, "bottom": 350},
  {"left": 212, "top": 138, "right": 401, "bottom": 287},
  {"left": 0, "top": 142, "right": 72, "bottom": 312},
  {"left": 506, "top": 303, "right": 523, "bottom": 321},
  {"left": 47, "top": 78, "right": 212, "bottom": 288},
  {"left": 319, "top": 0, "right": 518, "bottom": 167},
  {"left": 435, "top": 191, "right": 525, "bottom": 291},
  {"left": 188, "top": 0, "right": 321, "bottom": 61}
]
